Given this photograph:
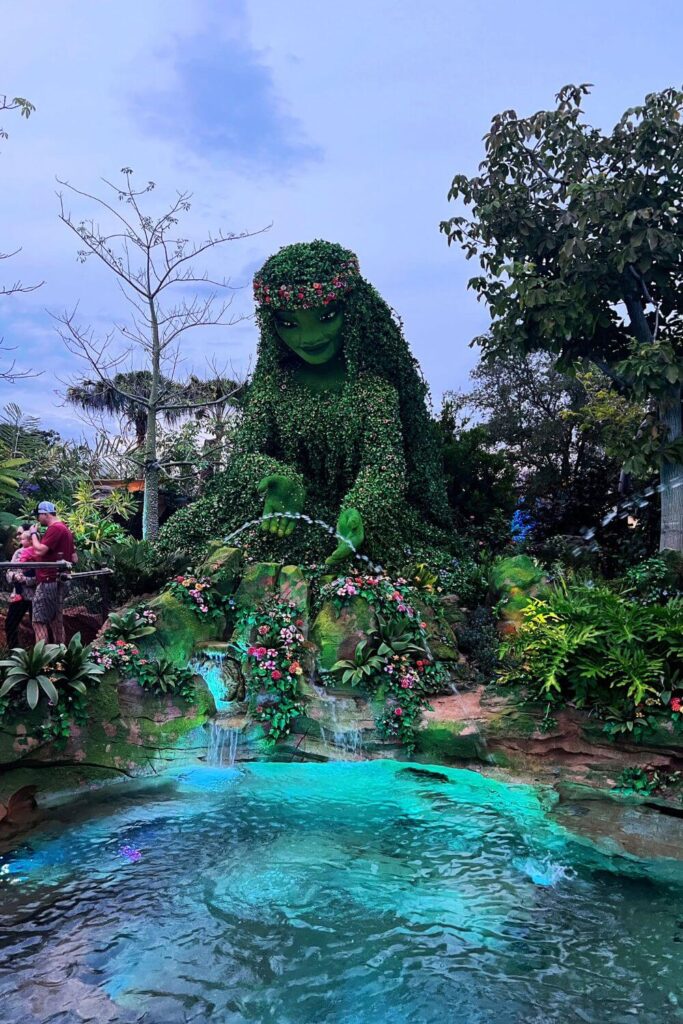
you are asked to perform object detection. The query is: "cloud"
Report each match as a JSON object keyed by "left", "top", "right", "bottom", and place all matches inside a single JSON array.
[{"left": 130, "top": 27, "right": 323, "bottom": 175}]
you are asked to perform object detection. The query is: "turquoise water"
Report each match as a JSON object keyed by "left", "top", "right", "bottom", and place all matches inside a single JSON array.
[{"left": 1, "top": 761, "right": 682, "bottom": 1023}]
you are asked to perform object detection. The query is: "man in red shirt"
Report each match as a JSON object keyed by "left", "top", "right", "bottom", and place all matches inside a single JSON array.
[{"left": 29, "top": 501, "right": 77, "bottom": 643}]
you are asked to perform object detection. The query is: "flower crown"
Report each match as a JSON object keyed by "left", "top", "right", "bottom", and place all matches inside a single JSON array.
[{"left": 253, "top": 240, "right": 361, "bottom": 310}]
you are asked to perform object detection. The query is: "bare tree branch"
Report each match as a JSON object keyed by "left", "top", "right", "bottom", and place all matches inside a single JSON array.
[{"left": 55, "top": 168, "right": 267, "bottom": 538}]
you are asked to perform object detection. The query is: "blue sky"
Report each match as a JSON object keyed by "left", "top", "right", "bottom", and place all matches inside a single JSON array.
[{"left": 2, "top": 0, "right": 683, "bottom": 438}]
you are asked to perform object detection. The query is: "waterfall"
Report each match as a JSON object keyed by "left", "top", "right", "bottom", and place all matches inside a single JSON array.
[
  {"left": 190, "top": 654, "right": 233, "bottom": 712},
  {"left": 206, "top": 722, "right": 240, "bottom": 767},
  {"left": 313, "top": 687, "right": 364, "bottom": 757}
]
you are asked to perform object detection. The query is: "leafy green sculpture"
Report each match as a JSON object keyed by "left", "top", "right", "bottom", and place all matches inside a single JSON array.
[{"left": 158, "top": 240, "right": 450, "bottom": 566}]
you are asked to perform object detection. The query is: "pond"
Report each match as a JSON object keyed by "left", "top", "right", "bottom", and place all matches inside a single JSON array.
[{"left": 1, "top": 760, "right": 682, "bottom": 1023}]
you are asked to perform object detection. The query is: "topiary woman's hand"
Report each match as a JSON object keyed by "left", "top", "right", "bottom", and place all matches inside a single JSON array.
[
  {"left": 325, "top": 507, "right": 365, "bottom": 566},
  {"left": 257, "top": 475, "right": 306, "bottom": 537}
]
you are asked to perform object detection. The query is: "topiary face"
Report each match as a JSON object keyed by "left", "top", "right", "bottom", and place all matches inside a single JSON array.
[{"left": 271, "top": 301, "right": 345, "bottom": 365}]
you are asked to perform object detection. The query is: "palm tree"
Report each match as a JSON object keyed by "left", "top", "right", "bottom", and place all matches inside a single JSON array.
[
  {"left": 66, "top": 372, "right": 244, "bottom": 537},
  {"left": 67, "top": 372, "right": 243, "bottom": 447}
]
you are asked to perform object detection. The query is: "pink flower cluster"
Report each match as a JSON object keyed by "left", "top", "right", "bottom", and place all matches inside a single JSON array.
[
  {"left": 173, "top": 575, "right": 212, "bottom": 615},
  {"left": 92, "top": 639, "right": 139, "bottom": 671},
  {"left": 253, "top": 258, "right": 360, "bottom": 310}
]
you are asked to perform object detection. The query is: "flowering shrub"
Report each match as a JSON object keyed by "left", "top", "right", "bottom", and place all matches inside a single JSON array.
[
  {"left": 168, "top": 574, "right": 221, "bottom": 620},
  {"left": 103, "top": 608, "right": 157, "bottom": 643},
  {"left": 324, "top": 573, "right": 450, "bottom": 752},
  {"left": 233, "top": 600, "right": 307, "bottom": 743},
  {"left": 92, "top": 638, "right": 142, "bottom": 673}
]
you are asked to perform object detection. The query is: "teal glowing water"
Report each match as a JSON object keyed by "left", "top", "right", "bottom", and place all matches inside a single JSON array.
[{"left": 1, "top": 761, "right": 682, "bottom": 1023}]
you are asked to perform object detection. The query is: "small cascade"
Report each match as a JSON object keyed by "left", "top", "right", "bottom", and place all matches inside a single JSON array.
[
  {"left": 312, "top": 685, "right": 365, "bottom": 758},
  {"left": 320, "top": 721, "right": 364, "bottom": 757},
  {"left": 206, "top": 722, "right": 240, "bottom": 767},
  {"left": 190, "top": 654, "right": 233, "bottom": 713}
]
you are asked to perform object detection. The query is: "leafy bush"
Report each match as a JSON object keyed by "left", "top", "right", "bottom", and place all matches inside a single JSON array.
[
  {"left": 403, "top": 549, "right": 489, "bottom": 606},
  {"left": 615, "top": 766, "right": 682, "bottom": 797},
  {"left": 136, "top": 656, "right": 197, "bottom": 700},
  {"left": 109, "top": 540, "right": 185, "bottom": 601},
  {"left": 103, "top": 608, "right": 157, "bottom": 643},
  {"left": 456, "top": 606, "right": 499, "bottom": 683},
  {"left": 623, "top": 555, "right": 683, "bottom": 604},
  {"left": 0, "top": 641, "right": 62, "bottom": 709},
  {"left": 500, "top": 579, "right": 683, "bottom": 731},
  {"left": 0, "top": 634, "right": 103, "bottom": 713}
]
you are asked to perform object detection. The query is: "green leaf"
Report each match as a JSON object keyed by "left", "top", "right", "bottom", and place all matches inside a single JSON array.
[
  {"left": 26, "top": 679, "right": 40, "bottom": 710},
  {"left": 38, "top": 676, "right": 59, "bottom": 704}
]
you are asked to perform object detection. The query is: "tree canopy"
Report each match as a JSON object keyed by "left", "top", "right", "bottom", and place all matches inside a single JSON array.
[{"left": 442, "top": 84, "right": 683, "bottom": 551}]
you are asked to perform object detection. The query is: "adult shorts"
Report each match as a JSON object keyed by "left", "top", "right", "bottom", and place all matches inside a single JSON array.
[{"left": 32, "top": 582, "right": 61, "bottom": 624}]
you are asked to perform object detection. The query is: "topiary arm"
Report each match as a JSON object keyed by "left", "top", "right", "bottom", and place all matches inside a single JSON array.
[
  {"left": 229, "top": 395, "right": 306, "bottom": 536},
  {"left": 327, "top": 378, "right": 407, "bottom": 565}
]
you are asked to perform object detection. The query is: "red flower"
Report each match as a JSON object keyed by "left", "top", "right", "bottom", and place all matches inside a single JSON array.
[
  {"left": 394, "top": 707, "right": 403, "bottom": 717},
  {"left": 671, "top": 697, "right": 682, "bottom": 713},
  {"left": 295, "top": 618, "right": 304, "bottom": 627},
  {"left": 271, "top": 670, "right": 282, "bottom": 681}
]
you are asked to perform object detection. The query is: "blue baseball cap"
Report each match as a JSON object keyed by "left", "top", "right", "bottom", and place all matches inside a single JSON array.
[{"left": 37, "top": 501, "right": 57, "bottom": 514}]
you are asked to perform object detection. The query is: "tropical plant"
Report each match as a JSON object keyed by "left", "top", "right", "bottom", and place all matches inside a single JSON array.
[
  {"left": 103, "top": 608, "right": 157, "bottom": 643},
  {"left": 0, "top": 641, "right": 62, "bottom": 709},
  {"left": 136, "top": 656, "right": 196, "bottom": 699},
  {"left": 331, "top": 639, "right": 385, "bottom": 687},
  {"left": 615, "top": 766, "right": 682, "bottom": 797},
  {"left": 500, "top": 578, "right": 683, "bottom": 729},
  {"left": 52, "top": 633, "right": 105, "bottom": 693},
  {"left": 0, "top": 453, "right": 27, "bottom": 502},
  {"left": 109, "top": 540, "right": 184, "bottom": 600},
  {"left": 375, "top": 616, "right": 427, "bottom": 658}
]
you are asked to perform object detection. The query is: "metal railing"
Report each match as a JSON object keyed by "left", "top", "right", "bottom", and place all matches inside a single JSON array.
[{"left": 0, "top": 562, "right": 114, "bottom": 649}]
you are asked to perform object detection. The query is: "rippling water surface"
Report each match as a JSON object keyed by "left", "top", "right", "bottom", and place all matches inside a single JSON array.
[{"left": 1, "top": 761, "right": 682, "bottom": 1023}]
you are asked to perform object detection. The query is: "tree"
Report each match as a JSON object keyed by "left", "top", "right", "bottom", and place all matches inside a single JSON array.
[
  {"left": 66, "top": 371, "right": 242, "bottom": 448},
  {"left": 457, "top": 351, "right": 646, "bottom": 544},
  {"left": 54, "top": 168, "right": 260, "bottom": 539},
  {"left": 441, "top": 84, "right": 683, "bottom": 552},
  {"left": 1, "top": 94, "right": 42, "bottom": 381},
  {"left": 436, "top": 392, "right": 516, "bottom": 546}
]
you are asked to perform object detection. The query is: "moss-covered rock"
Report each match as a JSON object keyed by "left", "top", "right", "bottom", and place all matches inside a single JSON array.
[
  {"left": 310, "top": 597, "right": 377, "bottom": 672},
  {"left": 235, "top": 562, "right": 280, "bottom": 609},
  {"left": 139, "top": 589, "right": 225, "bottom": 664},
  {"left": 414, "top": 720, "right": 484, "bottom": 762},
  {"left": 0, "top": 671, "right": 216, "bottom": 814},
  {"left": 413, "top": 597, "right": 459, "bottom": 660},
  {"left": 278, "top": 565, "right": 309, "bottom": 617},
  {"left": 196, "top": 545, "right": 243, "bottom": 597}
]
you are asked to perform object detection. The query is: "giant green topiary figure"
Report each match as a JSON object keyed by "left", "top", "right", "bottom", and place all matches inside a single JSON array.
[{"left": 158, "top": 241, "right": 451, "bottom": 567}]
